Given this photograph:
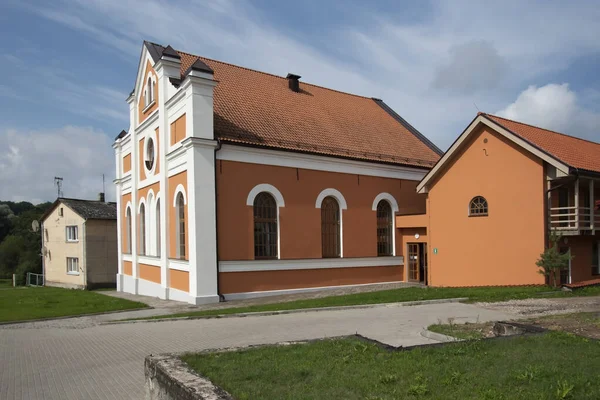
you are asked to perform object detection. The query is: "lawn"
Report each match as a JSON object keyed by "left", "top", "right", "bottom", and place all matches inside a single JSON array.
[
  {"left": 142, "top": 285, "right": 600, "bottom": 320},
  {"left": 0, "top": 279, "right": 12, "bottom": 288},
  {"left": 0, "top": 286, "right": 148, "bottom": 323},
  {"left": 182, "top": 333, "right": 600, "bottom": 400}
]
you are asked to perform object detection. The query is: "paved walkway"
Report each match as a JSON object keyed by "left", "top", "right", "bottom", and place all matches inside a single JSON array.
[{"left": 0, "top": 301, "right": 513, "bottom": 400}]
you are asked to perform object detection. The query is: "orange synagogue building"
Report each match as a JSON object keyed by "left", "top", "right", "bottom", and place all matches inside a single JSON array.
[{"left": 113, "top": 41, "right": 442, "bottom": 304}]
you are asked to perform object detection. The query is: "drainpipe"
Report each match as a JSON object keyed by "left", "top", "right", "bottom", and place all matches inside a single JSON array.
[
  {"left": 82, "top": 220, "right": 87, "bottom": 289},
  {"left": 214, "top": 138, "right": 224, "bottom": 302}
]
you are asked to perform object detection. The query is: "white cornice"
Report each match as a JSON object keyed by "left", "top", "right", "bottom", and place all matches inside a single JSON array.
[
  {"left": 136, "top": 109, "right": 159, "bottom": 133},
  {"left": 217, "top": 144, "right": 428, "bottom": 181}
]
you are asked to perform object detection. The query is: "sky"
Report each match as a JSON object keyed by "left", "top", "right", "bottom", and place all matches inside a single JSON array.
[{"left": 1, "top": 0, "right": 599, "bottom": 203}]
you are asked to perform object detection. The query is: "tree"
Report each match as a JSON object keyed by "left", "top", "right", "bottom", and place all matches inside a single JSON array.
[
  {"left": 0, "top": 235, "right": 27, "bottom": 278},
  {"left": 0, "top": 204, "right": 14, "bottom": 244},
  {"left": 536, "top": 233, "right": 572, "bottom": 288}
]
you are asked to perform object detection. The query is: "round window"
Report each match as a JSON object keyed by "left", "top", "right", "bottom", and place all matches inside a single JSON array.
[{"left": 145, "top": 138, "right": 155, "bottom": 171}]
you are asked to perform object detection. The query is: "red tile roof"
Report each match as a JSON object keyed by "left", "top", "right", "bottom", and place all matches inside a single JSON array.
[
  {"left": 174, "top": 50, "right": 441, "bottom": 168},
  {"left": 484, "top": 114, "right": 600, "bottom": 174},
  {"left": 564, "top": 278, "right": 600, "bottom": 289}
]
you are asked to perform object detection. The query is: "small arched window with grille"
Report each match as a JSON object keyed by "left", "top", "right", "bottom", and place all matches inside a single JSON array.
[
  {"left": 125, "top": 206, "right": 132, "bottom": 253},
  {"left": 139, "top": 203, "right": 146, "bottom": 255},
  {"left": 176, "top": 193, "right": 186, "bottom": 259},
  {"left": 321, "top": 196, "right": 341, "bottom": 258},
  {"left": 376, "top": 200, "right": 393, "bottom": 256},
  {"left": 253, "top": 192, "right": 278, "bottom": 259},
  {"left": 469, "top": 196, "right": 488, "bottom": 217}
]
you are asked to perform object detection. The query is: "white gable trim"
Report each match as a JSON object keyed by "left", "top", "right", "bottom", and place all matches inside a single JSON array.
[{"left": 416, "top": 115, "right": 571, "bottom": 194}]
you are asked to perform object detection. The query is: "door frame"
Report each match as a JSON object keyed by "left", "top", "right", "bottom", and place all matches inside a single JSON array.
[{"left": 407, "top": 242, "right": 427, "bottom": 284}]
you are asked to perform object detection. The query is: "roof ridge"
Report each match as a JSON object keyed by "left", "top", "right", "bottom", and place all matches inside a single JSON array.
[
  {"left": 176, "top": 49, "right": 373, "bottom": 101},
  {"left": 486, "top": 113, "right": 600, "bottom": 147}
]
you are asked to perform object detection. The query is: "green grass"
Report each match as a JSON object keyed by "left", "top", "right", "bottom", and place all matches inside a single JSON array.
[
  {"left": 182, "top": 332, "right": 600, "bottom": 400},
  {"left": 0, "top": 287, "right": 148, "bottom": 323},
  {"left": 428, "top": 322, "right": 490, "bottom": 340},
  {"left": 0, "top": 279, "right": 12, "bottom": 288},
  {"left": 141, "top": 285, "right": 600, "bottom": 320}
]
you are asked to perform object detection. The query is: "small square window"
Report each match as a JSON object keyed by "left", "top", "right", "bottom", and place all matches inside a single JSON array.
[
  {"left": 67, "top": 257, "right": 79, "bottom": 275},
  {"left": 59, "top": 207, "right": 63, "bottom": 217},
  {"left": 66, "top": 226, "right": 78, "bottom": 242}
]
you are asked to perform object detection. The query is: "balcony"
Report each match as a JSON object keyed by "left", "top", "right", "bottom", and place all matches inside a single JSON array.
[{"left": 549, "top": 177, "right": 599, "bottom": 235}]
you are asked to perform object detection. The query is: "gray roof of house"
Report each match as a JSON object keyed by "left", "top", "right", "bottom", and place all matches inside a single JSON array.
[{"left": 55, "top": 198, "right": 117, "bottom": 220}]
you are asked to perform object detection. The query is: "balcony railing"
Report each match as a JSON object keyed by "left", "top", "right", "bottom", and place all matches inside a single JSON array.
[{"left": 549, "top": 206, "right": 599, "bottom": 232}]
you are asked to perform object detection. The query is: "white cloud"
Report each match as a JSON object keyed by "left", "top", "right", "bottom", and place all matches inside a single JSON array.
[
  {"left": 0, "top": 126, "right": 115, "bottom": 203},
  {"left": 496, "top": 83, "right": 600, "bottom": 141}
]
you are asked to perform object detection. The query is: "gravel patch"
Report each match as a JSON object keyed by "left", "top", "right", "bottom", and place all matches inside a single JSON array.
[{"left": 476, "top": 296, "right": 600, "bottom": 317}]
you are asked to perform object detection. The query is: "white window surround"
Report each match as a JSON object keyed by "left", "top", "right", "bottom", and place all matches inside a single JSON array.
[
  {"left": 67, "top": 257, "right": 79, "bottom": 275},
  {"left": 248, "top": 184, "right": 284, "bottom": 260},
  {"left": 137, "top": 255, "right": 161, "bottom": 267},
  {"left": 172, "top": 184, "right": 187, "bottom": 207},
  {"left": 219, "top": 256, "right": 403, "bottom": 273},
  {"left": 315, "top": 188, "right": 346, "bottom": 258},
  {"left": 169, "top": 259, "right": 190, "bottom": 272},
  {"left": 371, "top": 192, "right": 399, "bottom": 213},
  {"left": 246, "top": 184, "right": 285, "bottom": 207},
  {"left": 143, "top": 132, "right": 157, "bottom": 176},
  {"left": 372, "top": 193, "right": 398, "bottom": 257},
  {"left": 65, "top": 225, "right": 78, "bottom": 242},
  {"left": 315, "top": 188, "right": 348, "bottom": 210}
]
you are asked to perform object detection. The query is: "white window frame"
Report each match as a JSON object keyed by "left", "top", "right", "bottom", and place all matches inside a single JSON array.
[
  {"left": 67, "top": 257, "right": 79, "bottom": 275},
  {"left": 66, "top": 225, "right": 78, "bottom": 242}
]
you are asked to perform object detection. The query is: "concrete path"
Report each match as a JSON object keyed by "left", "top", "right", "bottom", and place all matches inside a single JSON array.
[{"left": 0, "top": 301, "right": 513, "bottom": 400}]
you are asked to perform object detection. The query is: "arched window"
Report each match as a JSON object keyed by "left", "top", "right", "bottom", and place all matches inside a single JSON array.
[
  {"left": 145, "top": 138, "right": 155, "bottom": 171},
  {"left": 254, "top": 192, "right": 278, "bottom": 259},
  {"left": 176, "top": 193, "right": 186, "bottom": 259},
  {"left": 139, "top": 203, "right": 146, "bottom": 255},
  {"left": 469, "top": 196, "right": 488, "bottom": 216},
  {"left": 376, "top": 200, "right": 393, "bottom": 256},
  {"left": 156, "top": 199, "right": 161, "bottom": 257},
  {"left": 321, "top": 196, "right": 341, "bottom": 258},
  {"left": 125, "top": 206, "right": 132, "bottom": 253},
  {"left": 147, "top": 77, "right": 153, "bottom": 105}
]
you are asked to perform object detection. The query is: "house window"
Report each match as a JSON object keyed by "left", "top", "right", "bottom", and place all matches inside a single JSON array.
[
  {"left": 376, "top": 200, "right": 393, "bottom": 256},
  {"left": 145, "top": 138, "right": 155, "bottom": 171},
  {"left": 139, "top": 203, "right": 146, "bottom": 255},
  {"left": 146, "top": 77, "right": 153, "bottom": 106},
  {"left": 593, "top": 242, "right": 600, "bottom": 276},
  {"left": 125, "top": 206, "right": 132, "bottom": 254},
  {"left": 66, "top": 226, "right": 78, "bottom": 242},
  {"left": 59, "top": 207, "right": 63, "bottom": 217},
  {"left": 469, "top": 196, "right": 488, "bottom": 216},
  {"left": 176, "top": 193, "right": 186, "bottom": 259},
  {"left": 254, "top": 192, "right": 278, "bottom": 259},
  {"left": 321, "top": 196, "right": 341, "bottom": 258},
  {"left": 156, "top": 199, "right": 161, "bottom": 257},
  {"left": 67, "top": 257, "right": 79, "bottom": 275}
]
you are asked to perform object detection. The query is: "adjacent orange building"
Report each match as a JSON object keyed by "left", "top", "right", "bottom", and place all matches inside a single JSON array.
[
  {"left": 113, "top": 41, "right": 441, "bottom": 304},
  {"left": 398, "top": 113, "right": 600, "bottom": 287}
]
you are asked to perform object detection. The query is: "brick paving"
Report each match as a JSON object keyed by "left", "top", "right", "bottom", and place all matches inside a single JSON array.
[{"left": 0, "top": 302, "right": 514, "bottom": 400}]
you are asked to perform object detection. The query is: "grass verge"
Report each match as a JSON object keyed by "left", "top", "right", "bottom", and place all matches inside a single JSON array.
[
  {"left": 137, "top": 285, "right": 600, "bottom": 320},
  {"left": 182, "top": 332, "right": 600, "bottom": 400},
  {"left": 0, "top": 287, "right": 148, "bottom": 323},
  {"left": 0, "top": 279, "right": 12, "bottom": 288}
]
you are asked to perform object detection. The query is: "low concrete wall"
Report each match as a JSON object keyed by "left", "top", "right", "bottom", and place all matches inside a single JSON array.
[{"left": 145, "top": 354, "right": 234, "bottom": 400}]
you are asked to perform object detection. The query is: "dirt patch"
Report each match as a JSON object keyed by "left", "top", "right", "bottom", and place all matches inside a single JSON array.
[
  {"left": 476, "top": 296, "right": 600, "bottom": 317},
  {"left": 525, "top": 312, "right": 600, "bottom": 339}
]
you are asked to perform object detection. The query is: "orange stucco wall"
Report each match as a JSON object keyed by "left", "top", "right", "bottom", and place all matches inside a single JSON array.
[
  {"left": 138, "top": 61, "right": 158, "bottom": 124},
  {"left": 123, "top": 261, "right": 132, "bottom": 276},
  {"left": 216, "top": 160, "right": 426, "bottom": 260},
  {"left": 123, "top": 153, "right": 131, "bottom": 173},
  {"left": 427, "top": 125, "right": 546, "bottom": 286},
  {"left": 121, "top": 193, "right": 132, "bottom": 252},
  {"left": 139, "top": 264, "right": 161, "bottom": 284},
  {"left": 168, "top": 171, "right": 188, "bottom": 260},
  {"left": 169, "top": 269, "right": 189, "bottom": 292},
  {"left": 219, "top": 265, "right": 403, "bottom": 294},
  {"left": 170, "top": 114, "right": 186, "bottom": 146}
]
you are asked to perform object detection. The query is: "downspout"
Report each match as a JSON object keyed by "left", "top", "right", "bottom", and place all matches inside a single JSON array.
[
  {"left": 82, "top": 220, "right": 87, "bottom": 289},
  {"left": 214, "top": 138, "right": 224, "bottom": 302}
]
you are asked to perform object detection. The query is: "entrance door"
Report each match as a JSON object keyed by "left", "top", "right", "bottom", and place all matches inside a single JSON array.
[
  {"left": 421, "top": 243, "right": 428, "bottom": 285},
  {"left": 408, "top": 243, "right": 419, "bottom": 281}
]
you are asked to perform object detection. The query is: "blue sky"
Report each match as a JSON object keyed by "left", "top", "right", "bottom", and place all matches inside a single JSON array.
[{"left": 1, "top": 0, "right": 599, "bottom": 203}]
